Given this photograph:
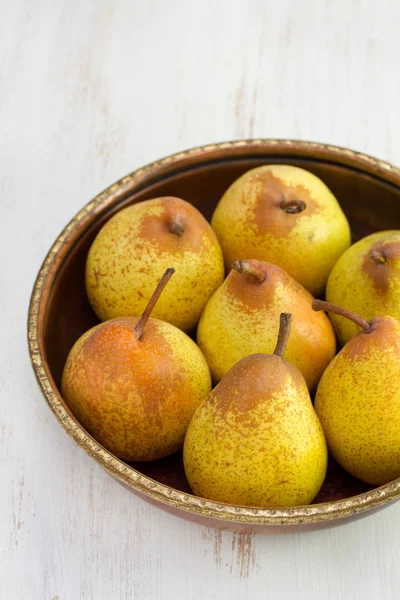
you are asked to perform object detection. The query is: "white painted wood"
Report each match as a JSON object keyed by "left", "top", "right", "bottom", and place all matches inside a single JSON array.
[{"left": 1, "top": 0, "right": 400, "bottom": 597}]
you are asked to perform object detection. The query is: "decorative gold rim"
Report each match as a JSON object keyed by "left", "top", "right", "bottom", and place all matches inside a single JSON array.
[{"left": 28, "top": 139, "right": 400, "bottom": 526}]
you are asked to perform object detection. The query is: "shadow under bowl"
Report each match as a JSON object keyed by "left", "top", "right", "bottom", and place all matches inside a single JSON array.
[{"left": 28, "top": 139, "right": 400, "bottom": 533}]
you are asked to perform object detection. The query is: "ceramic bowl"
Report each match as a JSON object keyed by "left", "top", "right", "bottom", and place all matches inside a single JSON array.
[{"left": 28, "top": 139, "right": 400, "bottom": 533}]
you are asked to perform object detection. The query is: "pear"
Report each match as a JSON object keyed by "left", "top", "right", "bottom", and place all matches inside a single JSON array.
[
  {"left": 211, "top": 165, "right": 351, "bottom": 296},
  {"left": 326, "top": 230, "right": 400, "bottom": 345},
  {"left": 184, "top": 313, "right": 328, "bottom": 507},
  {"left": 86, "top": 197, "right": 224, "bottom": 332},
  {"left": 197, "top": 259, "right": 336, "bottom": 393},
  {"left": 313, "top": 299, "right": 400, "bottom": 485},
  {"left": 62, "top": 269, "right": 212, "bottom": 462}
]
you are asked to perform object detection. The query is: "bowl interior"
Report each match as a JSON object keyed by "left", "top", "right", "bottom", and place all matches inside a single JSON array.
[{"left": 43, "top": 152, "right": 400, "bottom": 505}]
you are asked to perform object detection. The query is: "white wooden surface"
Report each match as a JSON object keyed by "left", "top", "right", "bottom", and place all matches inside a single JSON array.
[{"left": 2, "top": 0, "right": 400, "bottom": 598}]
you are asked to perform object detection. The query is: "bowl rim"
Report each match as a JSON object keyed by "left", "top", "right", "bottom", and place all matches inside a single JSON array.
[{"left": 28, "top": 138, "right": 400, "bottom": 526}]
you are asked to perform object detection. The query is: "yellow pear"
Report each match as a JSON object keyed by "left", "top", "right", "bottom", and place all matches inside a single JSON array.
[
  {"left": 86, "top": 196, "right": 224, "bottom": 332},
  {"left": 211, "top": 165, "right": 351, "bottom": 296},
  {"left": 197, "top": 259, "right": 336, "bottom": 393},
  {"left": 313, "top": 299, "right": 400, "bottom": 485},
  {"left": 326, "top": 230, "right": 400, "bottom": 344},
  {"left": 184, "top": 314, "right": 327, "bottom": 507},
  {"left": 62, "top": 269, "right": 211, "bottom": 462}
]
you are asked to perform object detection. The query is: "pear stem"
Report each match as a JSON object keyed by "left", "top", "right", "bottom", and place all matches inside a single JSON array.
[
  {"left": 169, "top": 222, "right": 185, "bottom": 236},
  {"left": 370, "top": 249, "right": 386, "bottom": 264},
  {"left": 280, "top": 199, "right": 306, "bottom": 214},
  {"left": 134, "top": 268, "right": 175, "bottom": 340},
  {"left": 232, "top": 260, "right": 266, "bottom": 283},
  {"left": 312, "top": 299, "right": 372, "bottom": 333},
  {"left": 273, "top": 313, "right": 292, "bottom": 358}
]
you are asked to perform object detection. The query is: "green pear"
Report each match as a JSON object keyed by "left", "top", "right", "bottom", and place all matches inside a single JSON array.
[
  {"left": 313, "top": 300, "right": 400, "bottom": 485},
  {"left": 184, "top": 313, "right": 327, "bottom": 507},
  {"left": 211, "top": 165, "right": 351, "bottom": 296},
  {"left": 326, "top": 230, "right": 400, "bottom": 345},
  {"left": 197, "top": 259, "right": 336, "bottom": 394}
]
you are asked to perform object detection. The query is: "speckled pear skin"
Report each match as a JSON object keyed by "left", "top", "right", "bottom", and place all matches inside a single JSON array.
[
  {"left": 211, "top": 165, "right": 351, "bottom": 296},
  {"left": 196, "top": 260, "right": 336, "bottom": 393},
  {"left": 61, "top": 317, "right": 211, "bottom": 462},
  {"left": 85, "top": 197, "right": 225, "bottom": 332},
  {"left": 326, "top": 231, "right": 400, "bottom": 345},
  {"left": 183, "top": 354, "right": 328, "bottom": 507},
  {"left": 315, "top": 315, "right": 400, "bottom": 485}
]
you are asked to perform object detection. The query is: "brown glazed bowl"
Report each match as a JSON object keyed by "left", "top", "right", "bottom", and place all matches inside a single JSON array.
[{"left": 28, "top": 140, "right": 400, "bottom": 533}]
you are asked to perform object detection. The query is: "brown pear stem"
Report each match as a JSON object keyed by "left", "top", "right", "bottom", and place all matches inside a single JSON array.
[
  {"left": 134, "top": 268, "right": 175, "bottom": 339},
  {"left": 369, "top": 249, "right": 386, "bottom": 264},
  {"left": 312, "top": 299, "right": 372, "bottom": 333},
  {"left": 273, "top": 313, "right": 292, "bottom": 358},
  {"left": 169, "top": 222, "right": 185, "bottom": 236},
  {"left": 280, "top": 199, "right": 306, "bottom": 214},
  {"left": 231, "top": 260, "right": 266, "bottom": 283}
]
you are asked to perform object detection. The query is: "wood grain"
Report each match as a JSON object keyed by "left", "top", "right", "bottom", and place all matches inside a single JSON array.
[{"left": 1, "top": 0, "right": 400, "bottom": 598}]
